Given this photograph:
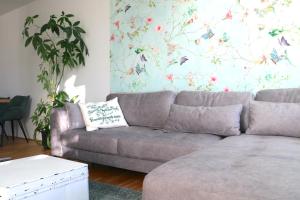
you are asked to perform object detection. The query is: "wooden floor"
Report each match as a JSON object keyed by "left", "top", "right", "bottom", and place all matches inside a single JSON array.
[{"left": 0, "top": 137, "right": 145, "bottom": 191}]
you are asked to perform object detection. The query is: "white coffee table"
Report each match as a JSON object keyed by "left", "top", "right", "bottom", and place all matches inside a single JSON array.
[{"left": 0, "top": 155, "right": 89, "bottom": 200}]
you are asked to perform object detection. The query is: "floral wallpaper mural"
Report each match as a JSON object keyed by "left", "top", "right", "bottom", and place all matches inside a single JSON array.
[{"left": 110, "top": 0, "right": 300, "bottom": 93}]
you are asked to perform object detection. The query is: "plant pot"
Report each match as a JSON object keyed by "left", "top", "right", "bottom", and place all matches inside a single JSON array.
[{"left": 41, "top": 131, "right": 50, "bottom": 150}]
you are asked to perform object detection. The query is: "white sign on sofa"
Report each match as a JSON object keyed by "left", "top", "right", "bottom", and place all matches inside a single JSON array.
[{"left": 0, "top": 155, "right": 88, "bottom": 200}]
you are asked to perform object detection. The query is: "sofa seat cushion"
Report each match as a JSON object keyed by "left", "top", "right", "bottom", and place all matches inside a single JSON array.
[
  {"left": 60, "top": 126, "right": 222, "bottom": 161},
  {"left": 61, "top": 127, "right": 156, "bottom": 155},
  {"left": 61, "top": 126, "right": 163, "bottom": 155},
  {"left": 117, "top": 128, "right": 222, "bottom": 162},
  {"left": 143, "top": 135, "right": 300, "bottom": 200},
  {"left": 61, "top": 128, "right": 121, "bottom": 155}
]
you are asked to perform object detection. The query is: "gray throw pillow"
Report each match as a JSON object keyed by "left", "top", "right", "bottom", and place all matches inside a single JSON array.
[
  {"left": 247, "top": 101, "right": 300, "bottom": 137},
  {"left": 65, "top": 103, "right": 85, "bottom": 129},
  {"left": 163, "top": 104, "right": 243, "bottom": 136}
]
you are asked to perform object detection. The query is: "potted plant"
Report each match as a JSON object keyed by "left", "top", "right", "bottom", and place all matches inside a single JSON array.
[{"left": 22, "top": 12, "right": 89, "bottom": 149}]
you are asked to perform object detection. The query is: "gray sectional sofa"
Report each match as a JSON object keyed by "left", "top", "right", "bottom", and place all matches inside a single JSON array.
[{"left": 51, "top": 88, "right": 300, "bottom": 200}]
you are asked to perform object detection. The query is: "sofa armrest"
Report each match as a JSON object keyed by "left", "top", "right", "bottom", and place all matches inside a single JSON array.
[{"left": 50, "top": 108, "right": 70, "bottom": 157}]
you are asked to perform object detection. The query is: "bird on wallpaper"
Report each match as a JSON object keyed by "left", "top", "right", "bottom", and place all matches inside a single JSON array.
[
  {"left": 201, "top": 29, "right": 214, "bottom": 40},
  {"left": 140, "top": 54, "right": 148, "bottom": 62},
  {"left": 125, "top": 4, "right": 131, "bottom": 13},
  {"left": 136, "top": 64, "right": 146, "bottom": 75},
  {"left": 278, "top": 36, "right": 290, "bottom": 46},
  {"left": 270, "top": 48, "right": 282, "bottom": 64},
  {"left": 180, "top": 56, "right": 189, "bottom": 65}
]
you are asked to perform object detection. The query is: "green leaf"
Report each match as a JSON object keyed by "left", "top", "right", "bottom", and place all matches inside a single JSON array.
[
  {"left": 75, "top": 27, "right": 86, "bottom": 33},
  {"left": 73, "top": 30, "right": 81, "bottom": 39},
  {"left": 66, "top": 14, "right": 74, "bottom": 18},
  {"left": 79, "top": 39, "right": 85, "bottom": 52},
  {"left": 135, "top": 48, "right": 144, "bottom": 54},
  {"left": 44, "top": 43, "right": 51, "bottom": 51},
  {"left": 24, "top": 16, "right": 34, "bottom": 26},
  {"left": 40, "top": 24, "right": 49, "bottom": 33},
  {"left": 25, "top": 36, "right": 32, "bottom": 47},
  {"left": 32, "top": 37, "right": 38, "bottom": 50},
  {"left": 64, "top": 17, "right": 72, "bottom": 26},
  {"left": 23, "top": 27, "right": 29, "bottom": 37},
  {"left": 73, "top": 21, "right": 80, "bottom": 26},
  {"left": 53, "top": 26, "right": 60, "bottom": 36},
  {"left": 64, "top": 27, "right": 72, "bottom": 39},
  {"left": 268, "top": 29, "right": 284, "bottom": 37}
]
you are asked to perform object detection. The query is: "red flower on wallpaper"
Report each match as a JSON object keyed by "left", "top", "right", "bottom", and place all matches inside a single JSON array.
[
  {"left": 166, "top": 74, "right": 174, "bottom": 82},
  {"left": 110, "top": 34, "right": 116, "bottom": 41},
  {"left": 114, "top": 20, "right": 120, "bottom": 29},
  {"left": 223, "top": 10, "right": 232, "bottom": 20},
  {"left": 146, "top": 17, "right": 153, "bottom": 23},
  {"left": 155, "top": 25, "right": 162, "bottom": 32},
  {"left": 224, "top": 87, "right": 230, "bottom": 92},
  {"left": 210, "top": 76, "right": 217, "bottom": 82}
]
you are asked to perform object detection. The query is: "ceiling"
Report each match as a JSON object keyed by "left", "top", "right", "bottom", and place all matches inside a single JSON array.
[{"left": 0, "top": 0, "right": 37, "bottom": 16}]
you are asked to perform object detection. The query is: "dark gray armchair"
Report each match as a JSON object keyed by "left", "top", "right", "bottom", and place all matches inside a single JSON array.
[{"left": 0, "top": 96, "right": 30, "bottom": 146}]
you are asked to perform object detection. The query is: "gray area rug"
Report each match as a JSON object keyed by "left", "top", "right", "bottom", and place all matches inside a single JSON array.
[{"left": 89, "top": 181, "right": 142, "bottom": 200}]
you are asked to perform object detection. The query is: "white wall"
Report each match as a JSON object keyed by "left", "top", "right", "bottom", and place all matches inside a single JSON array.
[{"left": 0, "top": 0, "right": 111, "bottom": 139}]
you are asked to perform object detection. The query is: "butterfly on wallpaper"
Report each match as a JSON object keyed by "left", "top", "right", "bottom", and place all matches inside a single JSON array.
[
  {"left": 270, "top": 48, "right": 282, "bottom": 64},
  {"left": 140, "top": 54, "right": 148, "bottom": 62},
  {"left": 278, "top": 36, "right": 290, "bottom": 46},
  {"left": 254, "top": 6, "right": 275, "bottom": 17},
  {"left": 201, "top": 29, "right": 214, "bottom": 40},
  {"left": 148, "top": 0, "right": 156, "bottom": 8},
  {"left": 130, "top": 30, "right": 140, "bottom": 39},
  {"left": 125, "top": 5, "right": 131, "bottom": 13},
  {"left": 116, "top": 8, "right": 123, "bottom": 14},
  {"left": 258, "top": 55, "right": 267, "bottom": 64},
  {"left": 219, "top": 32, "right": 230, "bottom": 43},
  {"left": 135, "top": 64, "right": 146, "bottom": 75},
  {"left": 180, "top": 56, "right": 189, "bottom": 66}
]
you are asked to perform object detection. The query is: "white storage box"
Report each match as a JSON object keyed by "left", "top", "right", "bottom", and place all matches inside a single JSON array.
[{"left": 0, "top": 155, "right": 88, "bottom": 200}]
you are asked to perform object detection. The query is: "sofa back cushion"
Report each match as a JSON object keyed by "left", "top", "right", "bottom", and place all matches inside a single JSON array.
[
  {"left": 175, "top": 91, "right": 253, "bottom": 132},
  {"left": 247, "top": 101, "right": 300, "bottom": 137},
  {"left": 255, "top": 88, "right": 300, "bottom": 103},
  {"left": 107, "top": 91, "right": 176, "bottom": 129},
  {"left": 164, "top": 104, "right": 243, "bottom": 136}
]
